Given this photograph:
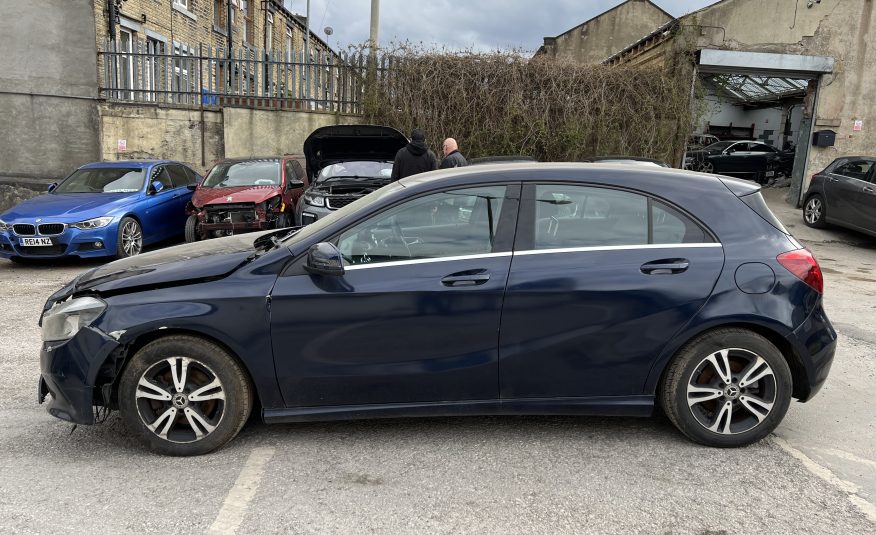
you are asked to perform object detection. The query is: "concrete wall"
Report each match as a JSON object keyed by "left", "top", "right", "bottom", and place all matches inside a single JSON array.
[
  {"left": 98, "top": 103, "right": 225, "bottom": 175},
  {"left": 542, "top": 0, "right": 672, "bottom": 64},
  {"left": 690, "top": 0, "right": 876, "bottom": 195},
  {"left": 98, "top": 104, "right": 360, "bottom": 174},
  {"left": 223, "top": 108, "right": 361, "bottom": 158},
  {"left": 0, "top": 0, "right": 100, "bottom": 183}
]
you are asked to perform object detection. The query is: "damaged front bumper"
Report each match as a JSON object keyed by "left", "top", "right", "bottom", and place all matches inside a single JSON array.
[{"left": 38, "top": 326, "right": 120, "bottom": 425}]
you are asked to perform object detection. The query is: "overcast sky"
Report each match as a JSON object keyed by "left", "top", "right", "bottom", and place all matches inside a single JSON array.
[{"left": 283, "top": 0, "right": 719, "bottom": 53}]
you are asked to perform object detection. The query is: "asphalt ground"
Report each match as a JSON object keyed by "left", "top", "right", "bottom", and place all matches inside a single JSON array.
[{"left": 0, "top": 186, "right": 874, "bottom": 534}]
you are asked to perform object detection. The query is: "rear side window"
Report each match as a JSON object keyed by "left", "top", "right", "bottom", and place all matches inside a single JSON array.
[{"left": 533, "top": 185, "right": 713, "bottom": 249}]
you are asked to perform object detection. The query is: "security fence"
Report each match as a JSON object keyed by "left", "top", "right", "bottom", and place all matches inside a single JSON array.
[{"left": 99, "top": 39, "right": 384, "bottom": 113}]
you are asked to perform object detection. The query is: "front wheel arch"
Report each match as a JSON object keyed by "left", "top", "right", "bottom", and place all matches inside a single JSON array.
[{"left": 108, "top": 328, "right": 262, "bottom": 415}]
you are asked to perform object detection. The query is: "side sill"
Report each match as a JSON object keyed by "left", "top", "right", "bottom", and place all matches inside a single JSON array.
[{"left": 263, "top": 395, "right": 654, "bottom": 424}]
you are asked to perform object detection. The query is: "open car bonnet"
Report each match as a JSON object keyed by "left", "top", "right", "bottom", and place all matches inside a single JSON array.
[{"left": 303, "top": 124, "right": 408, "bottom": 180}]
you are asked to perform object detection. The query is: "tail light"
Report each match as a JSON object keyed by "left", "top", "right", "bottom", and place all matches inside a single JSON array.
[{"left": 777, "top": 248, "right": 823, "bottom": 294}]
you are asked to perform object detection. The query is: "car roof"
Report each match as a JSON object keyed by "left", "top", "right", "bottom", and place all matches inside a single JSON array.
[
  {"left": 400, "top": 162, "right": 716, "bottom": 190},
  {"left": 79, "top": 160, "right": 177, "bottom": 169}
]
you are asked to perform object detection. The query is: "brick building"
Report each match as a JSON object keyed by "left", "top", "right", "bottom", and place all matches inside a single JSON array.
[{"left": 93, "top": 0, "right": 339, "bottom": 103}]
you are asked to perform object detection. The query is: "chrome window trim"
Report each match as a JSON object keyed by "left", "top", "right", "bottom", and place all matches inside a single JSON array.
[
  {"left": 344, "top": 252, "right": 513, "bottom": 270},
  {"left": 342, "top": 243, "right": 722, "bottom": 271},
  {"left": 515, "top": 243, "right": 723, "bottom": 256}
]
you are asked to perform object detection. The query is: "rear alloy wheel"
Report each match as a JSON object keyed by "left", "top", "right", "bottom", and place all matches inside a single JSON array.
[
  {"left": 116, "top": 216, "right": 143, "bottom": 258},
  {"left": 119, "top": 336, "right": 252, "bottom": 456},
  {"left": 803, "top": 195, "right": 827, "bottom": 228},
  {"left": 660, "top": 328, "right": 792, "bottom": 447},
  {"left": 699, "top": 161, "right": 715, "bottom": 174},
  {"left": 184, "top": 215, "right": 201, "bottom": 242}
]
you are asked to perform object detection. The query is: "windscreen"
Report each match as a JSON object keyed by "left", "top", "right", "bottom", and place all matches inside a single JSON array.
[
  {"left": 53, "top": 168, "right": 145, "bottom": 194},
  {"left": 203, "top": 160, "right": 281, "bottom": 187},
  {"left": 315, "top": 161, "right": 393, "bottom": 183}
]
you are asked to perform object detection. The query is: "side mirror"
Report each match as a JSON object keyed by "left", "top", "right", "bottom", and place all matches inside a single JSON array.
[
  {"left": 47, "top": 182, "right": 57, "bottom": 193},
  {"left": 186, "top": 184, "right": 197, "bottom": 191},
  {"left": 286, "top": 178, "right": 305, "bottom": 190},
  {"left": 150, "top": 181, "right": 164, "bottom": 194},
  {"left": 304, "top": 242, "right": 345, "bottom": 276}
]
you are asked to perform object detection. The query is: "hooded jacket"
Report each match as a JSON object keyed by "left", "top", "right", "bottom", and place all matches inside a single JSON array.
[{"left": 391, "top": 140, "right": 438, "bottom": 181}]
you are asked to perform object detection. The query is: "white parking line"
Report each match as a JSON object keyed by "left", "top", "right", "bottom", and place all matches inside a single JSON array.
[
  {"left": 773, "top": 436, "right": 876, "bottom": 524},
  {"left": 206, "top": 446, "right": 276, "bottom": 535},
  {"left": 812, "top": 447, "right": 876, "bottom": 471}
]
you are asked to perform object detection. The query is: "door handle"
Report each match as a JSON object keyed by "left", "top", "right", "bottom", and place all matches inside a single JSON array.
[
  {"left": 641, "top": 259, "right": 690, "bottom": 275},
  {"left": 864, "top": 186, "right": 875, "bottom": 194},
  {"left": 441, "top": 269, "right": 491, "bottom": 287}
]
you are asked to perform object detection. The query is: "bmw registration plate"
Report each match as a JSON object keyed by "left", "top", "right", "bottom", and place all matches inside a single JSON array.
[{"left": 19, "top": 237, "right": 53, "bottom": 246}]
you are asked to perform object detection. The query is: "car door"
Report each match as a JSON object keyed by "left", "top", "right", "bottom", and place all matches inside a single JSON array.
[
  {"left": 851, "top": 161, "right": 876, "bottom": 231},
  {"left": 143, "top": 165, "right": 179, "bottom": 241},
  {"left": 499, "top": 183, "right": 725, "bottom": 399},
  {"left": 270, "top": 184, "right": 519, "bottom": 407},
  {"left": 283, "top": 159, "right": 307, "bottom": 210},
  {"left": 167, "top": 164, "right": 196, "bottom": 229},
  {"left": 710, "top": 142, "right": 745, "bottom": 173},
  {"left": 747, "top": 143, "right": 778, "bottom": 176},
  {"left": 827, "top": 159, "right": 871, "bottom": 227}
]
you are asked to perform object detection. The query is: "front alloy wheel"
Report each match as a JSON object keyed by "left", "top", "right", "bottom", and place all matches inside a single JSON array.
[
  {"left": 119, "top": 336, "right": 252, "bottom": 456},
  {"left": 660, "top": 328, "right": 792, "bottom": 447},
  {"left": 803, "top": 195, "right": 827, "bottom": 228},
  {"left": 699, "top": 161, "right": 715, "bottom": 174}
]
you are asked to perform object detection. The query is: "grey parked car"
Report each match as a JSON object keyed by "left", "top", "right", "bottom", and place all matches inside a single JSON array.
[{"left": 803, "top": 156, "right": 876, "bottom": 236}]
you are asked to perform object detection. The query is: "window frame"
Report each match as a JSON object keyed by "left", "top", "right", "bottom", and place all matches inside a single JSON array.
[
  {"left": 318, "top": 184, "right": 520, "bottom": 269},
  {"left": 516, "top": 183, "right": 717, "bottom": 252}
]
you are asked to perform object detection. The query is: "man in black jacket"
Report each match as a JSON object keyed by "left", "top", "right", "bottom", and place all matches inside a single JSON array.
[
  {"left": 391, "top": 128, "right": 438, "bottom": 181},
  {"left": 439, "top": 138, "right": 468, "bottom": 169}
]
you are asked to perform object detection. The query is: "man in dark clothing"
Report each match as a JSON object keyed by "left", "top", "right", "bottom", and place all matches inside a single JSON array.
[
  {"left": 391, "top": 128, "right": 438, "bottom": 181},
  {"left": 439, "top": 138, "right": 468, "bottom": 169}
]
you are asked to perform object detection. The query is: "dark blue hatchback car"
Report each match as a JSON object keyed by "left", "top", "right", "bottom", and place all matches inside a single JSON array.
[{"left": 37, "top": 164, "right": 835, "bottom": 455}]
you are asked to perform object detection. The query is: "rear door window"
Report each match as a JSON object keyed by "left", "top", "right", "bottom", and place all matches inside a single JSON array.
[
  {"left": 834, "top": 160, "right": 873, "bottom": 181},
  {"left": 531, "top": 185, "right": 713, "bottom": 249},
  {"left": 167, "top": 164, "right": 191, "bottom": 188}
]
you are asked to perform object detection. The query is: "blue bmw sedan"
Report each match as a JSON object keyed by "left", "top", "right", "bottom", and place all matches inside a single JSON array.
[
  {"left": 0, "top": 160, "right": 200, "bottom": 260},
  {"left": 36, "top": 163, "right": 835, "bottom": 455}
]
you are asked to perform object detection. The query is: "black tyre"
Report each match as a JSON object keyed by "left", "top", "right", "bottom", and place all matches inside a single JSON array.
[
  {"left": 803, "top": 194, "right": 827, "bottom": 228},
  {"left": 118, "top": 335, "right": 253, "bottom": 456},
  {"left": 184, "top": 215, "right": 201, "bottom": 243},
  {"left": 116, "top": 216, "right": 143, "bottom": 258},
  {"left": 660, "top": 328, "right": 792, "bottom": 448}
]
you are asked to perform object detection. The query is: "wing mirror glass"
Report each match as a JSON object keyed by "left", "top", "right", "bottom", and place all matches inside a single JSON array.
[
  {"left": 304, "top": 242, "right": 345, "bottom": 276},
  {"left": 150, "top": 181, "right": 165, "bottom": 194}
]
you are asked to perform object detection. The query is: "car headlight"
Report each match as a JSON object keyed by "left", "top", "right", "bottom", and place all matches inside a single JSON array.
[
  {"left": 0, "top": 219, "right": 8, "bottom": 231},
  {"left": 41, "top": 296, "right": 107, "bottom": 342},
  {"left": 304, "top": 192, "right": 325, "bottom": 207},
  {"left": 70, "top": 217, "right": 113, "bottom": 230}
]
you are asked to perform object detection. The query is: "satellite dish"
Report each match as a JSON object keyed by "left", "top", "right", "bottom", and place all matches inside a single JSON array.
[{"left": 324, "top": 26, "right": 333, "bottom": 36}]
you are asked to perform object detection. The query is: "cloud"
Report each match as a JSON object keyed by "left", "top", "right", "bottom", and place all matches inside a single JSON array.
[{"left": 285, "top": 0, "right": 719, "bottom": 53}]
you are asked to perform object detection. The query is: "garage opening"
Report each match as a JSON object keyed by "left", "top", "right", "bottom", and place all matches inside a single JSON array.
[{"left": 689, "top": 50, "right": 834, "bottom": 206}]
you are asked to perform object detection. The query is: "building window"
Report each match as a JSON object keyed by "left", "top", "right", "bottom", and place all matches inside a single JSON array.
[
  {"left": 266, "top": 12, "right": 273, "bottom": 51},
  {"left": 144, "top": 38, "right": 164, "bottom": 102},
  {"left": 174, "top": 0, "right": 189, "bottom": 9},
  {"left": 213, "top": 0, "right": 226, "bottom": 32},
  {"left": 286, "top": 26, "right": 293, "bottom": 62},
  {"left": 118, "top": 28, "right": 134, "bottom": 100},
  {"left": 242, "top": 0, "right": 254, "bottom": 45}
]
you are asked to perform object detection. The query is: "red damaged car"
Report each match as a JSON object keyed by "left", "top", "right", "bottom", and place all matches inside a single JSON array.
[{"left": 185, "top": 156, "right": 307, "bottom": 241}]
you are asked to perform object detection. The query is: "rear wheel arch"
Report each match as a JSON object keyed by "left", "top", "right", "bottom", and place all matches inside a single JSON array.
[{"left": 653, "top": 322, "right": 806, "bottom": 401}]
